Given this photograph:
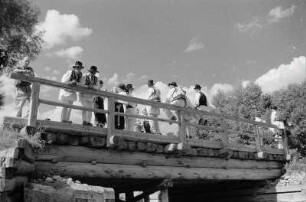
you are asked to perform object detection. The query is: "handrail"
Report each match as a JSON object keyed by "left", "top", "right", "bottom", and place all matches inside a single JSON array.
[
  {"left": 10, "top": 72, "right": 279, "bottom": 129},
  {"left": 9, "top": 72, "right": 287, "bottom": 158}
]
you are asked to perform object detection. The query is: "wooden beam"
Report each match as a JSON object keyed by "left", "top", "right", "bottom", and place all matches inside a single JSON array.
[
  {"left": 35, "top": 145, "right": 283, "bottom": 169},
  {"left": 39, "top": 99, "right": 109, "bottom": 114},
  {"left": 34, "top": 161, "right": 282, "bottom": 180},
  {"left": 178, "top": 110, "right": 186, "bottom": 143},
  {"left": 28, "top": 82, "right": 40, "bottom": 127},
  {"left": 0, "top": 176, "right": 28, "bottom": 192},
  {"left": 159, "top": 188, "right": 169, "bottom": 202}
]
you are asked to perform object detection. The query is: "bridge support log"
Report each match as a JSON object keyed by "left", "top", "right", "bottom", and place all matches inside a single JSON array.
[{"left": 34, "top": 161, "right": 282, "bottom": 180}]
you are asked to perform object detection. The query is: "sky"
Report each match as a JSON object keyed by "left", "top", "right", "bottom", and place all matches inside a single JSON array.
[{"left": 1, "top": 0, "right": 306, "bottom": 123}]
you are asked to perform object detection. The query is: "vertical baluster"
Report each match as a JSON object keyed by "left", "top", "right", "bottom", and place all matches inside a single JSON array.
[
  {"left": 107, "top": 97, "right": 115, "bottom": 147},
  {"left": 28, "top": 82, "right": 40, "bottom": 127},
  {"left": 178, "top": 110, "right": 186, "bottom": 143},
  {"left": 255, "top": 125, "right": 264, "bottom": 159},
  {"left": 283, "top": 126, "right": 290, "bottom": 161},
  {"left": 219, "top": 118, "right": 229, "bottom": 157}
]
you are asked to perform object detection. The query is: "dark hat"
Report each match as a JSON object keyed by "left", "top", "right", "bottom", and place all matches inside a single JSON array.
[
  {"left": 126, "top": 84, "right": 134, "bottom": 91},
  {"left": 72, "top": 61, "right": 84, "bottom": 69},
  {"left": 117, "top": 83, "right": 126, "bottom": 91},
  {"left": 194, "top": 84, "right": 201, "bottom": 90},
  {"left": 168, "top": 81, "right": 177, "bottom": 87},
  {"left": 147, "top": 79, "right": 154, "bottom": 86},
  {"left": 99, "top": 80, "right": 104, "bottom": 85},
  {"left": 88, "top": 66, "right": 99, "bottom": 73}
]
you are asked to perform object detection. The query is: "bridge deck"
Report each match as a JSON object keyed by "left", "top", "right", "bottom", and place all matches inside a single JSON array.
[{"left": 2, "top": 73, "right": 290, "bottom": 190}]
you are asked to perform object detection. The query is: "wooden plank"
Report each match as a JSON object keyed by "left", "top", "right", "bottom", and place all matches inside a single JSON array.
[
  {"left": 178, "top": 110, "right": 186, "bottom": 143},
  {"left": 34, "top": 161, "right": 283, "bottom": 180},
  {"left": 34, "top": 146, "right": 283, "bottom": 169},
  {"left": 37, "top": 120, "right": 107, "bottom": 137},
  {"left": 107, "top": 97, "right": 115, "bottom": 147},
  {"left": 28, "top": 82, "right": 40, "bottom": 127},
  {"left": 114, "top": 131, "right": 180, "bottom": 144},
  {"left": 39, "top": 99, "right": 109, "bottom": 114},
  {"left": 0, "top": 148, "right": 19, "bottom": 160}
]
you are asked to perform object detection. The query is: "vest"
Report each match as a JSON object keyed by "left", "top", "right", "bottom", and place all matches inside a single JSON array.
[
  {"left": 84, "top": 74, "right": 98, "bottom": 86},
  {"left": 69, "top": 70, "right": 82, "bottom": 83},
  {"left": 150, "top": 87, "right": 161, "bottom": 102},
  {"left": 198, "top": 92, "right": 207, "bottom": 106}
]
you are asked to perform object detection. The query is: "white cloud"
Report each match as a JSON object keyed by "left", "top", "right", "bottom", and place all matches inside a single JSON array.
[
  {"left": 107, "top": 73, "right": 119, "bottom": 87},
  {"left": 44, "top": 66, "right": 52, "bottom": 72},
  {"left": 54, "top": 46, "right": 84, "bottom": 59},
  {"left": 235, "top": 18, "right": 263, "bottom": 34},
  {"left": 0, "top": 76, "right": 17, "bottom": 123},
  {"left": 209, "top": 83, "right": 234, "bottom": 96},
  {"left": 255, "top": 56, "right": 306, "bottom": 93},
  {"left": 53, "top": 70, "right": 60, "bottom": 75},
  {"left": 268, "top": 5, "right": 296, "bottom": 23},
  {"left": 37, "top": 10, "right": 92, "bottom": 48},
  {"left": 184, "top": 37, "right": 204, "bottom": 53},
  {"left": 242, "top": 80, "right": 251, "bottom": 88}
]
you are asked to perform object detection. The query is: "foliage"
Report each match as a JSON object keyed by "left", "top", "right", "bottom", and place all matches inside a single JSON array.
[
  {"left": 212, "top": 81, "right": 306, "bottom": 156},
  {"left": 272, "top": 82, "right": 306, "bottom": 156},
  {"left": 0, "top": 0, "right": 43, "bottom": 67}
]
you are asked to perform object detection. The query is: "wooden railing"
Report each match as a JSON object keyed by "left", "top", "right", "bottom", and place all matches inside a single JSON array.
[{"left": 10, "top": 72, "right": 289, "bottom": 159}]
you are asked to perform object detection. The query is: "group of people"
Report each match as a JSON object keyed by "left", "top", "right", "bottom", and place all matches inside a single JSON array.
[
  {"left": 12, "top": 58, "right": 210, "bottom": 137},
  {"left": 58, "top": 60, "right": 209, "bottom": 136}
]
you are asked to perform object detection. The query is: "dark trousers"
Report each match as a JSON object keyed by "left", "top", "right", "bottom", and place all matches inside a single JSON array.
[
  {"left": 115, "top": 102, "right": 125, "bottom": 130},
  {"left": 93, "top": 97, "right": 106, "bottom": 125},
  {"left": 143, "top": 121, "right": 151, "bottom": 133}
]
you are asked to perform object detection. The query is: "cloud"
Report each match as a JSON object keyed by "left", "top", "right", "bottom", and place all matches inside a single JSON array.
[
  {"left": 0, "top": 76, "right": 17, "bottom": 123},
  {"left": 37, "top": 10, "right": 92, "bottom": 48},
  {"left": 235, "top": 18, "right": 263, "bottom": 34},
  {"left": 106, "top": 73, "right": 119, "bottom": 87},
  {"left": 54, "top": 46, "right": 84, "bottom": 59},
  {"left": 184, "top": 37, "right": 204, "bottom": 53},
  {"left": 242, "top": 80, "right": 251, "bottom": 88},
  {"left": 209, "top": 83, "right": 234, "bottom": 96},
  {"left": 255, "top": 56, "right": 306, "bottom": 93},
  {"left": 268, "top": 5, "right": 296, "bottom": 23}
]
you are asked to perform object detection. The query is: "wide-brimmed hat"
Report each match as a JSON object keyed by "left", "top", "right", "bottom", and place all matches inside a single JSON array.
[
  {"left": 72, "top": 61, "right": 84, "bottom": 69},
  {"left": 147, "top": 80, "right": 154, "bottom": 86},
  {"left": 194, "top": 84, "right": 201, "bottom": 90},
  {"left": 88, "top": 66, "right": 99, "bottom": 73},
  {"left": 126, "top": 84, "right": 134, "bottom": 91},
  {"left": 168, "top": 81, "right": 177, "bottom": 87}
]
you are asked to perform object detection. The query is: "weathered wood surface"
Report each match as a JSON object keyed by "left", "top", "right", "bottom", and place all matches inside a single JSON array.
[
  {"left": 28, "top": 82, "right": 40, "bottom": 127},
  {"left": 35, "top": 145, "right": 283, "bottom": 169},
  {"left": 34, "top": 161, "right": 282, "bottom": 180},
  {"left": 0, "top": 176, "right": 28, "bottom": 192}
]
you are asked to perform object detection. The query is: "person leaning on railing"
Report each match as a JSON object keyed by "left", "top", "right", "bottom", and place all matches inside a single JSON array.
[
  {"left": 93, "top": 80, "right": 107, "bottom": 128},
  {"left": 125, "top": 84, "right": 137, "bottom": 131},
  {"left": 147, "top": 79, "right": 162, "bottom": 135},
  {"left": 164, "top": 81, "right": 187, "bottom": 124},
  {"left": 13, "top": 57, "right": 35, "bottom": 118},
  {"left": 58, "top": 61, "right": 84, "bottom": 123},
  {"left": 79, "top": 66, "right": 99, "bottom": 126},
  {"left": 114, "top": 83, "right": 127, "bottom": 130}
]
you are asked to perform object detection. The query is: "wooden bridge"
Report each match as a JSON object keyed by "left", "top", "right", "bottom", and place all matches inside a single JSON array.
[{"left": 1, "top": 72, "right": 290, "bottom": 202}]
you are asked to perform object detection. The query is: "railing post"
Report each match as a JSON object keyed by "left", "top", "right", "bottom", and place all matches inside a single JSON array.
[
  {"left": 107, "top": 97, "right": 115, "bottom": 147},
  {"left": 178, "top": 110, "right": 186, "bottom": 143},
  {"left": 219, "top": 118, "right": 229, "bottom": 157},
  {"left": 255, "top": 125, "right": 264, "bottom": 159},
  {"left": 28, "top": 82, "right": 40, "bottom": 127}
]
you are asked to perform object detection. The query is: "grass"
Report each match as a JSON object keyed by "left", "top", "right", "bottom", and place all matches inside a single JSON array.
[{"left": 0, "top": 127, "right": 45, "bottom": 150}]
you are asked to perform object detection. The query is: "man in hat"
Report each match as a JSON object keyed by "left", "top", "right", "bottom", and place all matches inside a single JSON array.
[
  {"left": 193, "top": 84, "right": 209, "bottom": 137},
  {"left": 147, "top": 80, "right": 161, "bottom": 134},
  {"left": 125, "top": 83, "right": 136, "bottom": 131},
  {"left": 13, "top": 57, "right": 35, "bottom": 117},
  {"left": 165, "top": 81, "right": 187, "bottom": 122},
  {"left": 93, "top": 80, "right": 107, "bottom": 127},
  {"left": 59, "top": 61, "right": 84, "bottom": 123},
  {"left": 79, "top": 65, "right": 100, "bottom": 126},
  {"left": 114, "top": 83, "right": 127, "bottom": 129}
]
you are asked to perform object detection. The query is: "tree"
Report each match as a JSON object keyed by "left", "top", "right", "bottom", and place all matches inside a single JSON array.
[{"left": 0, "top": 0, "right": 42, "bottom": 68}]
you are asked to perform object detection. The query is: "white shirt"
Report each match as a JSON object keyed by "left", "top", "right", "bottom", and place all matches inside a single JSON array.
[
  {"left": 271, "top": 109, "right": 285, "bottom": 129},
  {"left": 166, "top": 87, "right": 185, "bottom": 103},
  {"left": 148, "top": 86, "right": 161, "bottom": 101}
]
